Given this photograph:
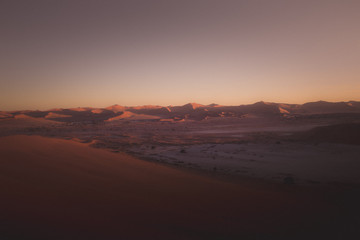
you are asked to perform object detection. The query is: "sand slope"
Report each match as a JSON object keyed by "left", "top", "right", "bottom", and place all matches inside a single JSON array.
[
  {"left": 0, "top": 135, "right": 344, "bottom": 240},
  {"left": 106, "top": 111, "right": 161, "bottom": 121}
]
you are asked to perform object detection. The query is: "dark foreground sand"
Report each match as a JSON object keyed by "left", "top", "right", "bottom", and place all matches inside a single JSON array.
[{"left": 0, "top": 136, "right": 358, "bottom": 240}]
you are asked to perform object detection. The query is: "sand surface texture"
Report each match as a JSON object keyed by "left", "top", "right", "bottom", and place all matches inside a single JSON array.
[{"left": 0, "top": 135, "right": 349, "bottom": 240}]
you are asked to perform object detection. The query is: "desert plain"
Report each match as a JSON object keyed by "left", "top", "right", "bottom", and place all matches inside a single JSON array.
[{"left": 1, "top": 101, "right": 360, "bottom": 239}]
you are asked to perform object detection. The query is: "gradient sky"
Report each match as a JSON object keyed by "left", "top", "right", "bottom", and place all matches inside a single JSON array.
[{"left": 1, "top": 0, "right": 360, "bottom": 110}]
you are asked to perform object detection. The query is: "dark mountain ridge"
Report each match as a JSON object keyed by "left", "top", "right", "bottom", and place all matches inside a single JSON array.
[{"left": 2, "top": 101, "right": 360, "bottom": 122}]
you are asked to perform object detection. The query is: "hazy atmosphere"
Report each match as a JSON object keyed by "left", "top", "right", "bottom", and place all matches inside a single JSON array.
[{"left": 1, "top": 0, "right": 360, "bottom": 110}]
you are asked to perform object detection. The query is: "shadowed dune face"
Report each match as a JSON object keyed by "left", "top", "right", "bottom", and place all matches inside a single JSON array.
[
  {"left": 0, "top": 135, "right": 342, "bottom": 240},
  {"left": 44, "top": 112, "right": 71, "bottom": 119}
]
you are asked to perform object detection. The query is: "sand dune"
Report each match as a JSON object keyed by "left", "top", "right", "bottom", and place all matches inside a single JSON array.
[
  {"left": 106, "top": 111, "right": 161, "bottom": 121},
  {"left": 0, "top": 135, "right": 341, "bottom": 239},
  {"left": 278, "top": 107, "right": 290, "bottom": 114},
  {"left": 45, "top": 112, "right": 72, "bottom": 119},
  {"left": 91, "top": 109, "right": 104, "bottom": 114},
  {"left": 169, "top": 103, "right": 205, "bottom": 112},
  {"left": 14, "top": 113, "right": 34, "bottom": 119},
  {"left": 105, "top": 104, "right": 126, "bottom": 113}
]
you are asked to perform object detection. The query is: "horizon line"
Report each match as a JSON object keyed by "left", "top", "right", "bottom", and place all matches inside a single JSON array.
[{"left": 2, "top": 99, "right": 360, "bottom": 112}]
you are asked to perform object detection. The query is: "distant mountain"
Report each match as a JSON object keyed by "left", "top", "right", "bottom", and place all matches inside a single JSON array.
[
  {"left": 298, "top": 101, "right": 359, "bottom": 114},
  {"left": 1, "top": 101, "right": 360, "bottom": 122},
  {"left": 168, "top": 103, "right": 205, "bottom": 112}
]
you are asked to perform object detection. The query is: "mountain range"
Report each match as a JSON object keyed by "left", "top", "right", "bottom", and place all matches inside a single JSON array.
[{"left": 2, "top": 101, "right": 360, "bottom": 123}]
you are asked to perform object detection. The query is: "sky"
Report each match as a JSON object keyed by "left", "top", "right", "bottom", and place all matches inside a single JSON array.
[{"left": 1, "top": 0, "right": 360, "bottom": 110}]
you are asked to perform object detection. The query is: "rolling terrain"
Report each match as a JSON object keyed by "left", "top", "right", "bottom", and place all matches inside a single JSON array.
[{"left": 1, "top": 101, "right": 360, "bottom": 239}]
